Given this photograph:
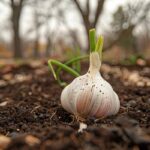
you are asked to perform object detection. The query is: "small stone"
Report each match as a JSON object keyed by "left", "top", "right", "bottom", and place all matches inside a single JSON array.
[
  {"left": 25, "top": 135, "right": 40, "bottom": 146},
  {"left": 16, "top": 129, "right": 20, "bottom": 131},
  {"left": 34, "top": 69, "right": 45, "bottom": 75},
  {"left": 0, "top": 100, "right": 12, "bottom": 107},
  {"left": 0, "top": 135, "right": 11, "bottom": 149},
  {"left": 0, "top": 80, "right": 7, "bottom": 87},
  {"left": 28, "top": 92, "right": 32, "bottom": 96},
  {"left": 146, "top": 81, "right": 150, "bottom": 87},
  {"left": 128, "top": 72, "right": 139, "bottom": 83},
  {"left": 136, "top": 110, "right": 142, "bottom": 113},
  {"left": 127, "top": 100, "right": 136, "bottom": 107},
  {"left": 137, "top": 81, "right": 144, "bottom": 87},
  {"left": 136, "top": 59, "right": 146, "bottom": 66},
  {"left": 3, "top": 73, "right": 13, "bottom": 81},
  {"left": 0, "top": 101, "right": 8, "bottom": 107}
]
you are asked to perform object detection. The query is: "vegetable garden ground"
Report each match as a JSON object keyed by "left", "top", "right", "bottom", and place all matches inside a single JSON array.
[{"left": 0, "top": 61, "right": 150, "bottom": 150}]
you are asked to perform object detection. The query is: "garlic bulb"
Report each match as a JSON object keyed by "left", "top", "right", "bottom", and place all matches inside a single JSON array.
[{"left": 61, "top": 52, "right": 120, "bottom": 119}]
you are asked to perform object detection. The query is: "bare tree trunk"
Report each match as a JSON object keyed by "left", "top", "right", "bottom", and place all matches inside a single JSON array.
[
  {"left": 45, "top": 23, "right": 52, "bottom": 57},
  {"left": 45, "top": 36, "right": 52, "bottom": 57},
  {"left": 11, "top": 0, "right": 24, "bottom": 58},
  {"left": 32, "top": 0, "right": 44, "bottom": 58},
  {"left": 33, "top": 20, "right": 40, "bottom": 58},
  {"left": 44, "top": 19, "right": 52, "bottom": 57},
  {"left": 33, "top": 39, "right": 39, "bottom": 58}
]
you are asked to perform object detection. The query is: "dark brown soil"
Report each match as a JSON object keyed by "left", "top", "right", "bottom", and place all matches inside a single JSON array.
[{"left": 0, "top": 62, "right": 150, "bottom": 150}]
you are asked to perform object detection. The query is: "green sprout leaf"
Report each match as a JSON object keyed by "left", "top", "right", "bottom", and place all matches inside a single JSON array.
[
  {"left": 48, "top": 59, "right": 80, "bottom": 86},
  {"left": 48, "top": 28, "right": 104, "bottom": 87},
  {"left": 95, "top": 35, "right": 104, "bottom": 59},
  {"left": 57, "top": 55, "right": 88, "bottom": 74},
  {"left": 56, "top": 55, "right": 89, "bottom": 84},
  {"left": 89, "top": 29, "right": 96, "bottom": 52}
]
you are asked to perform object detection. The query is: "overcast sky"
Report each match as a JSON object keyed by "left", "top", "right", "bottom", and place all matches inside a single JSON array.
[{"left": 0, "top": 0, "right": 128, "bottom": 43}]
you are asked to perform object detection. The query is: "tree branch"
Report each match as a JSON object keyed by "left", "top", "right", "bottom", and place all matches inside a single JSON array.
[
  {"left": 73, "top": 0, "right": 84, "bottom": 15},
  {"left": 86, "top": 0, "right": 90, "bottom": 22},
  {"left": 73, "top": 0, "right": 89, "bottom": 27},
  {"left": 93, "top": 0, "right": 105, "bottom": 27}
]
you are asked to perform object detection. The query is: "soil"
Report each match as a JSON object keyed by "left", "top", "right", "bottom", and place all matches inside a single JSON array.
[{"left": 0, "top": 62, "right": 150, "bottom": 150}]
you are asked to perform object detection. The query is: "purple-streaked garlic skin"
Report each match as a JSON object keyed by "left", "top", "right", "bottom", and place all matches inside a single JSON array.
[{"left": 61, "top": 52, "right": 120, "bottom": 119}]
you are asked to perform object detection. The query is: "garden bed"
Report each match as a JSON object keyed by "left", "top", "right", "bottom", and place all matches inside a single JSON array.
[{"left": 0, "top": 62, "right": 150, "bottom": 150}]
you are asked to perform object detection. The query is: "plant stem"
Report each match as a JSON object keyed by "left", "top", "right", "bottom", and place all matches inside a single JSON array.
[
  {"left": 48, "top": 59, "right": 80, "bottom": 85},
  {"left": 65, "top": 55, "right": 88, "bottom": 66},
  {"left": 56, "top": 55, "right": 89, "bottom": 76},
  {"left": 89, "top": 29, "right": 96, "bottom": 52}
]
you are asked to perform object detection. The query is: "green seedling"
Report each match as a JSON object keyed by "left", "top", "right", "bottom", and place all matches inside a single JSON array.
[{"left": 48, "top": 29, "right": 104, "bottom": 87}]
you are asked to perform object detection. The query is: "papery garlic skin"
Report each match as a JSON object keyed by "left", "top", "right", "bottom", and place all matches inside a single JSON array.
[{"left": 61, "top": 52, "right": 120, "bottom": 119}]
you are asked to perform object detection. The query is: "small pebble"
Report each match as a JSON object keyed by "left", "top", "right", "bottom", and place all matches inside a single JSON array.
[
  {"left": 127, "top": 100, "right": 136, "bottom": 107},
  {"left": 0, "top": 101, "right": 8, "bottom": 107},
  {"left": 25, "top": 135, "right": 40, "bottom": 146},
  {"left": 0, "top": 135, "right": 11, "bottom": 149},
  {"left": 137, "top": 81, "right": 144, "bottom": 87}
]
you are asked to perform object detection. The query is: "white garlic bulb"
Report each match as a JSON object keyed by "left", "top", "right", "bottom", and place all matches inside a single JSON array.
[{"left": 61, "top": 52, "right": 120, "bottom": 119}]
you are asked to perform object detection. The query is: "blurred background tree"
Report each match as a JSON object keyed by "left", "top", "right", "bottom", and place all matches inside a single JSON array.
[
  {"left": 0, "top": 0, "right": 149, "bottom": 61},
  {"left": 1, "top": 0, "right": 26, "bottom": 58},
  {"left": 110, "top": 0, "right": 150, "bottom": 52}
]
